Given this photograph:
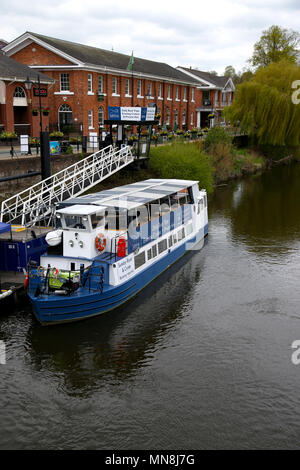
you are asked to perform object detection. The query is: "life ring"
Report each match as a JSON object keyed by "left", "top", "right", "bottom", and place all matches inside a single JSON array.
[{"left": 95, "top": 233, "right": 106, "bottom": 252}]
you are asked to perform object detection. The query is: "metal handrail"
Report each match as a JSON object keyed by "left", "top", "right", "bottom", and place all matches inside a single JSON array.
[{"left": 1, "top": 144, "right": 134, "bottom": 227}]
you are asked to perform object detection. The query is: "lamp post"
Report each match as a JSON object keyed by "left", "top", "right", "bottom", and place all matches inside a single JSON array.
[{"left": 24, "top": 75, "right": 51, "bottom": 180}]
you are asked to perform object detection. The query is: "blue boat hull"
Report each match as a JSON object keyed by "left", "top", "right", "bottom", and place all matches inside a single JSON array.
[{"left": 29, "top": 225, "right": 208, "bottom": 325}]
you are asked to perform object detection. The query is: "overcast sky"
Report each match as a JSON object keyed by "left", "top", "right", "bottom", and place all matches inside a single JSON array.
[{"left": 1, "top": 0, "right": 299, "bottom": 74}]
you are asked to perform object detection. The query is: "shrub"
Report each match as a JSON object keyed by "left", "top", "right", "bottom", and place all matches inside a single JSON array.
[
  {"left": 150, "top": 142, "right": 214, "bottom": 193},
  {"left": 65, "top": 145, "right": 73, "bottom": 154},
  {"left": 204, "top": 127, "right": 232, "bottom": 150}
]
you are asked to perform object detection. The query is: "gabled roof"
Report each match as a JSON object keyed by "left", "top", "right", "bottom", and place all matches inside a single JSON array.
[
  {"left": 0, "top": 53, "right": 53, "bottom": 83},
  {"left": 177, "top": 67, "right": 235, "bottom": 90},
  {"left": 4, "top": 32, "right": 200, "bottom": 85}
]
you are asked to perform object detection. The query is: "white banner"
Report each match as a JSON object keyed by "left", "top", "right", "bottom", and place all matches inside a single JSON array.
[{"left": 120, "top": 107, "right": 141, "bottom": 121}]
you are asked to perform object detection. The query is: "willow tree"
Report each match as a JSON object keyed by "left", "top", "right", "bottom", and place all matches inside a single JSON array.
[{"left": 225, "top": 60, "right": 300, "bottom": 146}]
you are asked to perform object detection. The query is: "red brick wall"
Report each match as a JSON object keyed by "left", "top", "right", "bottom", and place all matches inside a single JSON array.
[
  {"left": 12, "top": 42, "right": 73, "bottom": 66},
  {"left": 11, "top": 46, "right": 198, "bottom": 135},
  {"left": 1, "top": 81, "right": 50, "bottom": 136}
]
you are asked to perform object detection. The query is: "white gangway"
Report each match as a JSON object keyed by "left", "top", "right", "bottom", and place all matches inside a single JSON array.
[{"left": 0, "top": 145, "right": 134, "bottom": 227}]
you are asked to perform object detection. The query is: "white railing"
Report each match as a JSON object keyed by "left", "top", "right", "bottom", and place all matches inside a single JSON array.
[{"left": 1, "top": 145, "right": 134, "bottom": 227}]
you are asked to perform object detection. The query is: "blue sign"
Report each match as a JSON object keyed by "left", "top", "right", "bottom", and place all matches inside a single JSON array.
[
  {"left": 107, "top": 106, "right": 155, "bottom": 122},
  {"left": 50, "top": 141, "right": 61, "bottom": 155},
  {"left": 108, "top": 106, "right": 121, "bottom": 120}
]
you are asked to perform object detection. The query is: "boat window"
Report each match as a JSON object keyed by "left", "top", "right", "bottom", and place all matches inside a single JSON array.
[
  {"left": 168, "top": 235, "right": 173, "bottom": 247},
  {"left": 173, "top": 233, "right": 177, "bottom": 244},
  {"left": 178, "top": 227, "right": 185, "bottom": 241},
  {"left": 137, "top": 205, "right": 149, "bottom": 225},
  {"left": 152, "top": 244, "right": 157, "bottom": 258},
  {"left": 64, "top": 215, "right": 87, "bottom": 230},
  {"left": 186, "top": 223, "right": 193, "bottom": 236},
  {"left": 147, "top": 248, "right": 152, "bottom": 260},
  {"left": 198, "top": 199, "right": 204, "bottom": 214},
  {"left": 128, "top": 209, "right": 139, "bottom": 229},
  {"left": 91, "top": 211, "right": 105, "bottom": 229},
  {"left": 105, "top": 208, "right": 127, "bottom": 230},
  {"left": 160, "top": 196, "right": 170, "bottom": 215},
  {"left": 134, "top": 251, "right": 146, "bottom": 269},
  {"left": 170, "top": 193, "right": 179, "bottom": 210},
  {"left": 158, "top": 238, "right": 168, "bottom": 254},
  {"left": 149, "top": 202, "right": 160, "bottom": 221},
  {"left": 203, "top": 195, "right": 207, "bottom": 207}
]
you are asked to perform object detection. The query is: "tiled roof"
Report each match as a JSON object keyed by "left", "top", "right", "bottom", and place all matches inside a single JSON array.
[
  {"left": 0, "top": 53, "right": 53, "bottom": 83},
  {"left": 179, "top": 67, "right": 229, "bottom": 88},
  {"left": 27, "top": 32, "right": 199, "bottom": 84}
]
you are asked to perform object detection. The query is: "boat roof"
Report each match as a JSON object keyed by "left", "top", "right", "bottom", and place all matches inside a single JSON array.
[{"left": 60, "top": 179, "right": 198, "bottom": 211}]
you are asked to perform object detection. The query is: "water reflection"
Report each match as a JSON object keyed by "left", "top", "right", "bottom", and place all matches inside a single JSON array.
[
  {"left": 26, "top": 242, "right": 207, "bottom": 397},
  {"left": 210, "top": 163, "right": 300, "bottom": 257}
]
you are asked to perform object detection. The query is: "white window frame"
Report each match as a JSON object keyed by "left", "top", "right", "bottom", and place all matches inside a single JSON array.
[
  {"left": 88, "top": 109, "right": 93, "bottom": 128},
  {"left": 60, "top": 73, "right": 70, "bottom": 92},
  {"left": 176, "top": 86, "right": 179, "bottom": 101},
  {"left": 158, "top": 83, "right": 162, "bottom": 98},
  {"left": 137, "top": 79, "right": 142, "bottom": 97},
  {"left": 166, "top": 108, "right": 170, "bottom": 125},
  {"left": 125, "top": 78, "right": 130, "bottom": 96},
  {"left": 190, "top": 111, "right": 194, "bottom": 125},
  {"left": 98, "top": 106, "right": 104, "bottom": 127},
  {"left": 182, "top": 110, "right": 186, "bottom": 126},
  {"left": 191, "top": 88, "right": 195, "bottom": 102},
  {"left": 88, "top": 73, "right": 93, "bottom": 93},
  {"left": 98, "top": 75, "right": 103, "bottom": 93},
  {"left": 167, "top": 85, "right": 171, "bottom": 100},
  {"left": 183, "top": 87, "right": 187, "bottom": 101},
  {"left": 112, "top": 77, "right": 117, "bottom": 95}
]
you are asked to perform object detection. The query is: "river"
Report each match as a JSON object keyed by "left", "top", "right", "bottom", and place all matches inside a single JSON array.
[{"left": 1, "top": 163, "right": 300, "bottom": 449}]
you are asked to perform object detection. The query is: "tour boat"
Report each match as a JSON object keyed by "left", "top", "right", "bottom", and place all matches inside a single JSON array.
[{"left": 27, "top": 179, "right": 208, "bottom": 325}]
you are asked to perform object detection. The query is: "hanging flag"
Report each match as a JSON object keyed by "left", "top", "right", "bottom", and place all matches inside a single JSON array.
[{"left": 127, "top": 51, "right": 134, "bottom": 71}]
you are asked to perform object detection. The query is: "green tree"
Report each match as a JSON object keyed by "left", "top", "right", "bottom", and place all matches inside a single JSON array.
[
  {"left": 250, "top": 25, "right": 300, "bottom": 68},
  {"left": 225, "top": 60, "right": 300, "bottom": 146}
]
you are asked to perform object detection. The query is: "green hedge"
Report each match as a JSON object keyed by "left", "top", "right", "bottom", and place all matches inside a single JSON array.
[{"left": 150, "top": 142, "right": 214, "bottom": 193}]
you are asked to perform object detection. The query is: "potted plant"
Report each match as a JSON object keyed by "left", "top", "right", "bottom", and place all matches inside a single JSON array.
[
  {"left": 0, "top": 131, "right": 17, "bottom": 141},
  {"left": 42, "top": 107, "right": 50, "bottom": 116},
  {"left": 32, "top": 108, "right": 39, "bottom": 116}
]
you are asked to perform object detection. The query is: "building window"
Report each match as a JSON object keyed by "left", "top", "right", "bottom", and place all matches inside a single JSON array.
[
  {"left": 191, "top": 88, "right": 195, "bottom": 101},
  {"left": 176, "top": 86, "right": 179, "bottom": 100},
  {"left": 98, "top": 75, "right": 103, "bottom": 93},
  {"left": 14, "top": 86, "right": 26, "bottom": 98},
  {"left": 60, "top": 73, "right": 70, "bottom": 91},
  {"left": 157, "top": 107, "right": 161, "bottom": 125},
  {"left": 58, "top": 104, "right": 72, "bottom": 129},
  {"left": 166, "top": 107, "right": 170, "bottom": 125},
  {"left": 147, "top": 82, "right": 152, "bottom": 96},
  {"left": 167, "top": 85, "right": 171, "bottom": 99},
  {"left": 182, "top": 110, "right": 186, "bottom": 126},
  {"left": 88, "top": 110, "right": 93, "bottom": 128},
  {"left": 215, "top": 90, "right": 219, "bottom": 106},
  {"left": 158, "top": 83, "right": 162, "bottom": 98},
  {"left": 191, "top": 112, "right": 194, "bottom": 125},
  {"left": 174, "top": 109, "right": 178, "bottom": 125},
  {"left": 183, "top": 87, "right": 186, "bottom": 101},
  {"left": 112, "top": 77, "right": 117, "bottom": 94},
  {"left": 125, "top": 79, "right": 130, "bottom": 95},
  {"left": 222, "top": 92, "right": 227, "bottom": 105},
  {"left": 88, "top": 74, "right": 93, "bottom": 92},
  {"left": 137, "top": 80, "right": 142, "bottom": 96},
  {"left": 98, "top": 106, "right": 104, "bottom": 127}
]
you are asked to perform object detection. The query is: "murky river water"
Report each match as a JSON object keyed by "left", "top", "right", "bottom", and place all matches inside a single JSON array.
[{"left": 1, "top": 163, "right": 300, "bottom": 449}]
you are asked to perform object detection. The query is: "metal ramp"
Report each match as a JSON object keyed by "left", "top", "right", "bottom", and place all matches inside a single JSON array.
[{"left": 1, "top": 145, "right": 134, "bottom": 227}]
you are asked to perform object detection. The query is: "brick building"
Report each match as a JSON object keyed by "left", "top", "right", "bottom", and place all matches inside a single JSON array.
[
  {"left": 3, "top": 32, "right": 203, "bottom": 136},
  {"left": 177, "top": 67, "right": 235, "bottom": 128},
  {"left": 0, "top": 52, "right": 54, "bottom": 136}
]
